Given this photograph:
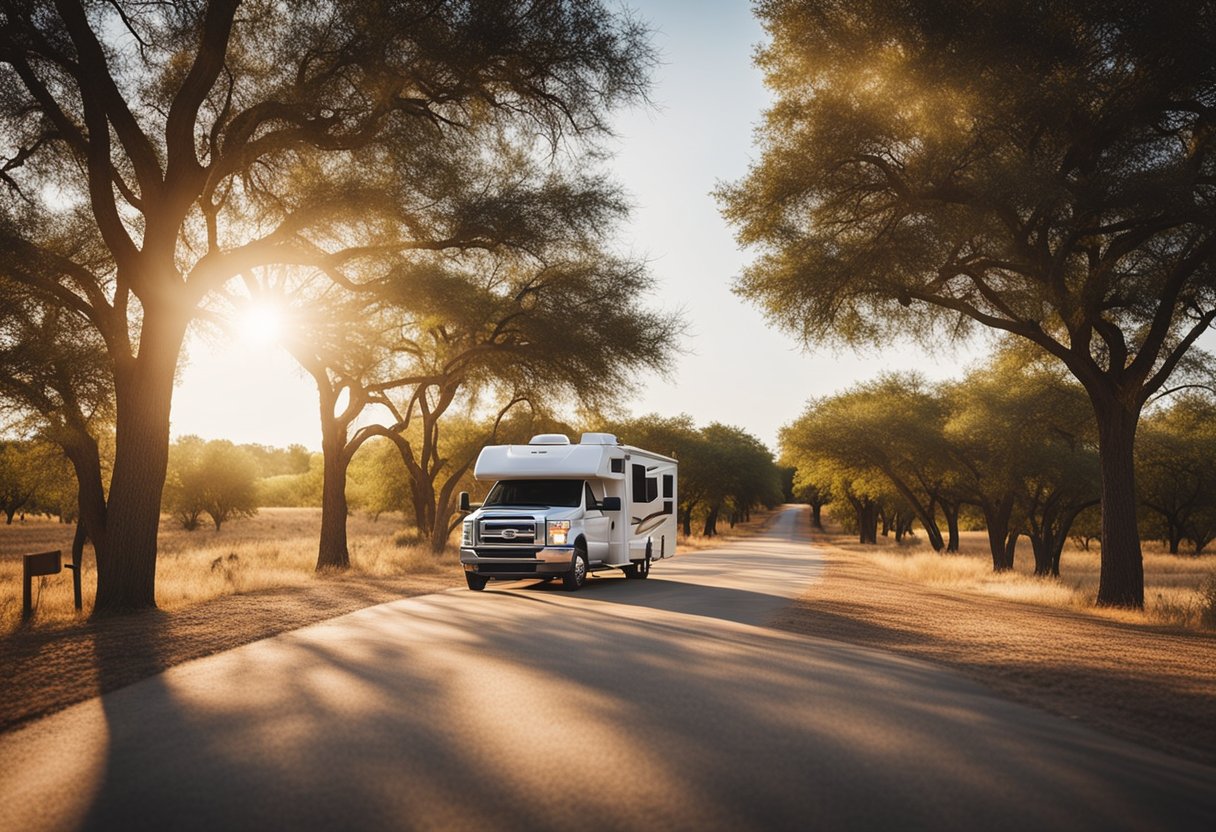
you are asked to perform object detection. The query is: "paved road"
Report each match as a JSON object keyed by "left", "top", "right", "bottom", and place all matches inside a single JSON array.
[{"left": 2, "top": 506, "right": 1214, "bottom": 831}]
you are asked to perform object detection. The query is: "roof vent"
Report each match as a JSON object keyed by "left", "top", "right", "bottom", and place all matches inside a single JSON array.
[
  {"left": 580, "top": 432, "right": 619, "bottom": 445},
  {"left": 529, "top": 434, "right": 570, "bottom": 445}
]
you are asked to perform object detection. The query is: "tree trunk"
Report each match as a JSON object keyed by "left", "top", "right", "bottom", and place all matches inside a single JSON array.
[
  {"left": 880, "top": 508, "right": 892, "bottom": 537},
  {"left": 810, "top": 501, "right": 823, "bottom": 529},
  {"left": 703, "top": 505, "right": 720, "bottom": 537},
  {"left": 1031, "top": 534, "right": 1053, "bottom": 577},
  {"left": 316, "top": 425, "right": 351, "bottom": 570},
  {"left": 847, "top": 496, "right": 866, "bottom": 543},
  {"left": 861, "top": 501, "right": 879, "bottom": 544},
  {"left": 1092, "top": 402, "right": 1145, "bottom": 607},
  {"left": 93, "top": 312, "right": 186, "bottom": 613},
  {"left": 943, "top": 501, "right": 960, "bottom": 553},
  {"left": 983, "top": 494, "right": 1015, "bottom": 572},
  {"left": 1003, "top": 528, "right": 1020, "bottom": 571}
]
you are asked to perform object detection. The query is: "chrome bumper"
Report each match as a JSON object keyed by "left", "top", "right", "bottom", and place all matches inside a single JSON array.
[{"left": 459, "top": 547, "right": 573, "bottom": 576}]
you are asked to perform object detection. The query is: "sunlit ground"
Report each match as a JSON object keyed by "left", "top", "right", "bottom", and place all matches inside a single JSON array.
[{"left": 845, "top": 527, "right": 1216, "bottom": 629}]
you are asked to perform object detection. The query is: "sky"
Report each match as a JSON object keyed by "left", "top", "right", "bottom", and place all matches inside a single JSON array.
[{"left": 170, "top": 0, "right": 985, "bottom": 454}]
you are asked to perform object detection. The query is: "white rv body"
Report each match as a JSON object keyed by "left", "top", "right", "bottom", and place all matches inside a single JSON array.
[{"left": 459, "top": 433, "right": 678, "bottom": 590}]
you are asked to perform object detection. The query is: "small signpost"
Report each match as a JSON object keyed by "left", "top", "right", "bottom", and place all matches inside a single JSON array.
[{"left": 22, "top": 549, "right": 82, "bottom": 621}]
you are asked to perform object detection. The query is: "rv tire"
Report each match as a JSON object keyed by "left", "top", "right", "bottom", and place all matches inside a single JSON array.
[
  {"left": 563, "top": 547, "right": 589, "bottom": 591},
  {"left": 624, "top": 544, "right": 652, "bottom": 580},
  {"left": 465, "top": 572, "right": 488, "bottom": 591}
]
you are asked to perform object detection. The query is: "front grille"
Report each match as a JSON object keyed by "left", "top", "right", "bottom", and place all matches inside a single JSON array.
[
  {"left": 479, "top": 517, "right": 539, "bottom": 547},
  {"left": 475, "top": 547, "right": 541, "bottom": 559},
  {"left": 477, "top": 562, "right": 538, "bottom": 574}
]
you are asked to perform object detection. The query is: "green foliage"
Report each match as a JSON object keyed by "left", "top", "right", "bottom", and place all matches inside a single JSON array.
[
  {"left": 782, "top": 373, "right": 956, "bottom": 549},
  {"left": 783, "top": 353, "right": 1100, "bottom": 569},
  {"left": 0, "top": 440, "right": 51, "bottom": 523},
  {"left": 1137, "top": 394, "right": 1216, "bottom": 553},
  {"left": 256, "top": 454, "right": 325, "bottom": 509},
  {"left": 240, "top": 444, "right": 312, "bottom": 479},
  {"left": 723, "top": 0, "right": 1216, "bottom": 360},
  {"left": 347, "top": 439, "right": 410, "bottom": 520},
  {"left": 165, "top": 438, "right": 259, "bottom": 531}
]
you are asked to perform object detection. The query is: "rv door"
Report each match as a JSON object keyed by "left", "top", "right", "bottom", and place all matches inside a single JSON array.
[{"left": 583, "top": 481, "right": 610, "bottom": 562}]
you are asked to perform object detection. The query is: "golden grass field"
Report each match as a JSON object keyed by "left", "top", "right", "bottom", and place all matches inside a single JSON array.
[
  {"left": 0, "top": 508, "right": 459, "bottom": 633},
  {"left": 846, "top": 527, "right": 1216, "bottom": 630}
]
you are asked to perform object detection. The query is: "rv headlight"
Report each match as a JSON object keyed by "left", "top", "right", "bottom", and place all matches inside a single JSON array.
[
  {"left": 462, "top": 520, "right": 474, "bottom": 547},
  {"left": 547, "top": 520, "right": 571, "bottom": 546}
]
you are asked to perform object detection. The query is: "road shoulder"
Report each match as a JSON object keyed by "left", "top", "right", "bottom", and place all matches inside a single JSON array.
[{"left": 773, "top": 531, "right": 1216, "bottom": 768}]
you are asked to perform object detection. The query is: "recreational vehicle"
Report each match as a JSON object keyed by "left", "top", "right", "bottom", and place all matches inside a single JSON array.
[{"left": 457, "top": 433, "right": 678, "bottom": 591}]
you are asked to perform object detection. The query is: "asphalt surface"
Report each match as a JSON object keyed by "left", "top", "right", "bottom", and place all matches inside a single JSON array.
[{"left": 2, "top": 506, "right": 1214, "bottom": 831}]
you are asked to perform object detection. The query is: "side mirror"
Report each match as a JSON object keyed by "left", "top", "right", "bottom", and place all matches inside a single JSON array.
[
  {"left": 458, "top": 491, "right": 471, "bottom": 512},
  {"left": 600, "top": 496, "right": 622, "bottom": 512}
]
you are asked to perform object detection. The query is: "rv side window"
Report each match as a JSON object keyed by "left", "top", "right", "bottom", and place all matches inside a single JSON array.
[
  {"left": 663, "top": 474, "right": 674, "bottom": 498},
  {"left": 632, "top": 464, "right": 657, "bottom": 504}
]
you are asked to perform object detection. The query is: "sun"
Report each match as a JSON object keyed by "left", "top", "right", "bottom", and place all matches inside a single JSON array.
[{"left": 236, "top": 300, "right": 285, "bottom": 347}]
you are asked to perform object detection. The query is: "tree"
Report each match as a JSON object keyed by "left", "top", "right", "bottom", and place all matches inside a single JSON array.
[
  {"left": 278, "top": 236, "right": 677, "bottom": 562},
  {"left": 790, "top": 477, "right": 830, "bottom": 531},
  {"left": 721, "top": 0, "right": 1216, "bottom": 607},
  {"left": 697, "top": 423, "right": 782, "bottom": 536},
  {"left": 1137, "top": 393, "right": 1216, "bottom": 553},
  {"left": 781, "top": 375, "right": 954, "bottom": 550},
  {"left": 164, "top": 437, "right": 258, "bottom": 531},
  {"left": 780, "top": 414, "right": 886, "bottom": 545},
  {"left": 0, "top": 278, "right": 113, "bottom": 568},
  {"left": 944, "top": 351, "right": 1096, "bottom": 572},
  {"left": 0, "top": 440, "right": 44, "bottom": 523},
  {"left": 0, "top": 1, "right": 654, "bottom": 611}
]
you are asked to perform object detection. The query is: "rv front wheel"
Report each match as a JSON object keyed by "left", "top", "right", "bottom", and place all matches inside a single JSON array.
[
  {"left": 465, "top": 572, "right": 488, "bottom": 591},
  {"left": 563, "top": 547, "right": 589, "bottom": 591}
]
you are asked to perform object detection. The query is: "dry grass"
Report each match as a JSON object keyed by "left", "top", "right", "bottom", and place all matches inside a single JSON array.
[
  {"left": 676, "top": 507, "right": 783, "bottom": 551},
  {"left": 0, "top": 508, "right": 457, "bottom": 634},
  {"left": 838, "top": 527, "right": 1216, "bottom": 630}
]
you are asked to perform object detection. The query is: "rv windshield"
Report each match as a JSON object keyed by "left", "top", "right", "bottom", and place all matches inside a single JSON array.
[{"left": 483, "top": 479, "right": 583, "bottom": 508}]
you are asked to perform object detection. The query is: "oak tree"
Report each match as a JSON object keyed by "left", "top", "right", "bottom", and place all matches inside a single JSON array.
[{"left": 722, "top": 0, "right": 1216, "bottom": 607}]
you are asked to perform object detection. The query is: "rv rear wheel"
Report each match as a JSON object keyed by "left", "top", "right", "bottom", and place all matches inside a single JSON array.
[
  {"left": 465, "top": 572, "right": 488, "bottom": 591},
  {"left": 563, "top": 547, "right": 589, "bottom": 591},
  {"left": 624, "top": 544, "right": 652, "bottom": 580}
]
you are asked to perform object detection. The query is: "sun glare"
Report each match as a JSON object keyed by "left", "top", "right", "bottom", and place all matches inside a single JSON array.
[{"left": 237, "top": 301, "right": 285, "bottom": 347}]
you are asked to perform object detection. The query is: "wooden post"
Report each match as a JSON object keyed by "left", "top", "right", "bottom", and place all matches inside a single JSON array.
[{"left": 22, "top": 550, "right": 62, "bottom": 622}]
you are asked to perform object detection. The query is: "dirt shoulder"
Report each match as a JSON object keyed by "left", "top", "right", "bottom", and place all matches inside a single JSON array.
[
  {"left": 774, "top": 531, "right": 1216, "bottom": 768},
  {"left": 0, "top": 572, "right": 461, "bottom": 734}
]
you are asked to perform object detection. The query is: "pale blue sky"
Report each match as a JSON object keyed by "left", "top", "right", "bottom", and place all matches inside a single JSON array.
[{"left": 171, "top": 1, "right": 982, "bottom": 453}]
